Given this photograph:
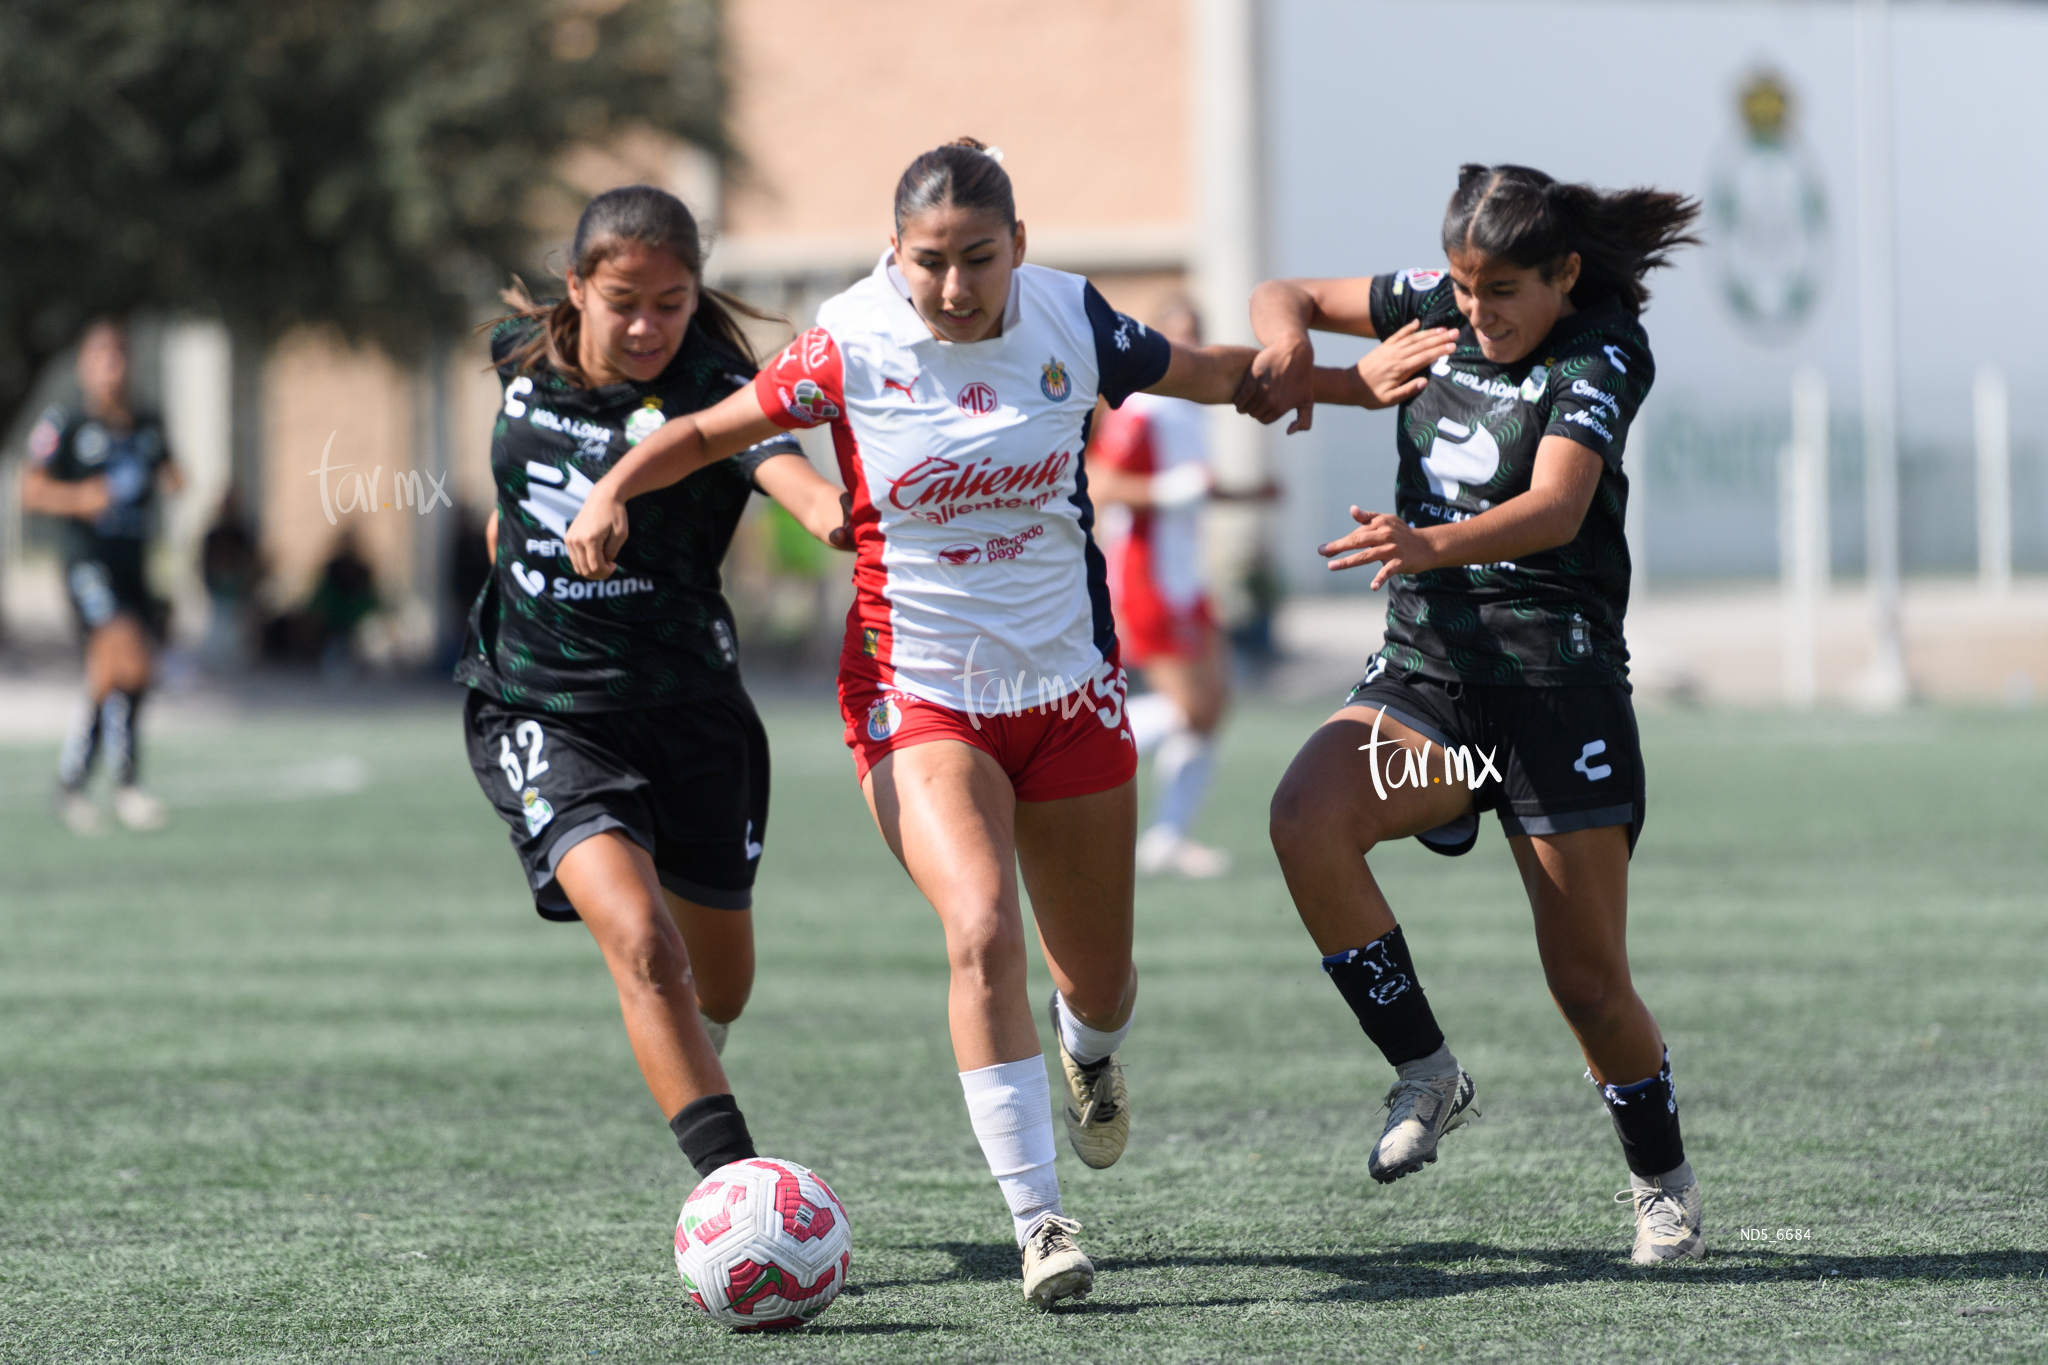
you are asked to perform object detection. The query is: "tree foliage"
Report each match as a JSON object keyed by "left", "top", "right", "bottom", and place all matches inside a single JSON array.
[{"left": 0, "top": 0, "right": 725, "bottom": 436}]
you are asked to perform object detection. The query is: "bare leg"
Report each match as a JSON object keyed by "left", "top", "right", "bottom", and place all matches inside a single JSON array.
[
  {"left": 1015, "top": 779, "right": 1139, "bottom": 1030},
  {"left": 665, "top": 891, "right": 753, "bottom": 1026},
  {"left": 862, "top": 741, "right": 1034, "bottom": 1069},
  {"left": 556, "top": 832, "right": 730, "bottom": 1114},
  {"left": 1511, "top": 827, "right": 1664, "bottom": 1084}
]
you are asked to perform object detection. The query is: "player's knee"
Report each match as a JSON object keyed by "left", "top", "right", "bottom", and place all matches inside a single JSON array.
[
  {"left": 1547, "top": 971, "right": 1630, "bottom": 1030},
  {"left": 1270, "top": 774, "right": 1377, "bottom": 863},
  {"left": 943, "top": 913, "right": 1025, "bottom": 993},
  {"left": 609, "top": 920, "right": 690, "bottom": 998},
  {"left": 697, "top": 986, "right": 749, "bottom": 1026}
]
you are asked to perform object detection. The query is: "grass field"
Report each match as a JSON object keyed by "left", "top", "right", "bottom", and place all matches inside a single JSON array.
[{"left": 2, "top": 692, "right": 2044, "bottom": 1363}]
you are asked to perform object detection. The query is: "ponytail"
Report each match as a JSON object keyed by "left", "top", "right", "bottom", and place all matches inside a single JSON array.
[
  {"left": 1442, "top": 164, "right": 1700, "bottom": 315},
  {"left": 490, "top": 184, "right": 783, "bottom": 384}
]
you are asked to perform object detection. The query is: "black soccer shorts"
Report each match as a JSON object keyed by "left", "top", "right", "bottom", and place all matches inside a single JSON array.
[
  {"left": 1346, "top": 657, "right": 1646, "bottom": 857},
  {"left": 464, "top": 689, "right": 770, "bottom": 920},
  {"left": 64, "top": 541, "right": 155, "bottom": 635}
]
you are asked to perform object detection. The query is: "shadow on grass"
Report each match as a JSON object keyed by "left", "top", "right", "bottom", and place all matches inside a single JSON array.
[{"left": 1098, "top": 1243, "right": 2048, "bottom": 1301}]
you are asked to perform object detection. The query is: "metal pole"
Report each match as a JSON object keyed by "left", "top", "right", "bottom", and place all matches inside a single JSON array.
[
  {"left": 1855, "top": 0, "right": 1907, "bottom": 708},
  {"left": 1781, "top": 366, "right": 1829, "bottom": 709},
  {"left": 1976, "top": 365, "right": 2011, "bottom": 597}
]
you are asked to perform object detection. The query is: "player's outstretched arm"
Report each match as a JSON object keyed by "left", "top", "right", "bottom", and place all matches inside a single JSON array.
[
  {"left": 566, "top": 385, "right": 785, "bottom": 579},
  {"left": 753, "top": 453, "right": 853, "bottom": 551},
  {"left": 1321, "top": 436, "right": 1606, "bottom": 589},
  {"left": 1240, "top": 276, "right": 1382, "bottom": 433},
  {"left": 1146, "top": 341, "right": 1259, "bottom": 406},
  {"left": 1310, "top": 320, "right": 1460, "bottom": 412},
  {"left": 19, "top": 465, "right": 111, "bottom": 519}
]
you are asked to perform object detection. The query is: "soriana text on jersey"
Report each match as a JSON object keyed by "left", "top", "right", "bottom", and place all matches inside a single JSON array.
[{"left": 756, "top": 253, "right": 1170, "bottom": 714}]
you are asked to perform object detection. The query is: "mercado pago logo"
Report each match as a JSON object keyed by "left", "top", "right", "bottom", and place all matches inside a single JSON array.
[{"left": 1707, "top": 68, "right": 1829, "bottom": 345}]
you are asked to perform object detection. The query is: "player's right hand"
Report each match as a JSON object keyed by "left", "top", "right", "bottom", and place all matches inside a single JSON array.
[
  {"left": 1354, "top": 321, "right": 1457, "bottom": 409},
  {"left": 565, "top": 491, "right": 628, "bottom": 579},
  {"left": 1235, "top": 336, "right": 1317, "bottom": 433},
  {"left": 73, "top": 476, "right": 112, "bottom": 518}
]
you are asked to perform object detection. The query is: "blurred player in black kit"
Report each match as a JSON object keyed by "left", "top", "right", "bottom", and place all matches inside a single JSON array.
[
  {"left": 457, "top": 186, "right": 849, "bottom": 1188},
  {"left": 1244, "top": 164, "right": 1706, "bottom": 1264},
  {"left": 23, "top": 321, "right": 184, "bottom": 835}
]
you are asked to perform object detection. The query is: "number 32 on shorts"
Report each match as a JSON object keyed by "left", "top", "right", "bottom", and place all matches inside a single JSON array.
[{"left": 498, "top": 720, "right": 551, "bottom": 791}]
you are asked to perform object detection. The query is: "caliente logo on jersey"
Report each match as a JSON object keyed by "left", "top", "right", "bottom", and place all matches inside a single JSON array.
[
  {"left": 1039, "top": 358, "right": 1070, "bottom": 402},
  {"left": 885, "top": 451, "right": 1071, "bottom": 524},
  {"left": 1422, "top": 417, "right": 1501, "bottom": 502},
  {"left": 955, "top": 382, "right": 998, "bottom": 416}
]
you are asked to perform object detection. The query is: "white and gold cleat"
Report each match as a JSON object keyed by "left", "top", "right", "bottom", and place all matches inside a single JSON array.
[
  {"left": 1620, "top": 1176, "right": 1705, "bottom": 1264},
  {"left": 1020, "top": 1215, "right": 1094, "bottom": 1308},
  {"left": 113, "top": 785, "right": 169, "bottom": 832},
  {"left": 1049, "top": 994, "right": 1130, "bottom": 1169}
]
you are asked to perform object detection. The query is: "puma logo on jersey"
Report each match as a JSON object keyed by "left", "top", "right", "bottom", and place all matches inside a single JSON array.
[
  {"left": 881, "top": 374, "right": 917, "bottom": 397},
  {"left": 1423, "top": 417, "right": 1501, "bottom": 502},
  {"left": 520, "top": 461, "right": 596, "bottom": 539}
]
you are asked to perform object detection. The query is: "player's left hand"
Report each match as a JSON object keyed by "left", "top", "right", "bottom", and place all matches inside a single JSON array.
[
  {"left": 827, "top": 491, "right": 854, "bottom": 551},
  {"left": 1320, "top": 506, "right": 1436, "bottom": 589},
  {"left": 566, "top": 490, "right": 628, "bottom": 579},
  {"left": 1354, "top": 321, "right": 1457, "bottom": 409}
]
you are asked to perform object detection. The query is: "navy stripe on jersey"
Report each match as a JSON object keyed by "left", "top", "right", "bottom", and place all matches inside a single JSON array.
[
  {"left": 1072, "top": 408, "right": 1118, "bottom": 659},
  {"left": 1083, "top": 284, "right": 1172, "bottom": 408}
]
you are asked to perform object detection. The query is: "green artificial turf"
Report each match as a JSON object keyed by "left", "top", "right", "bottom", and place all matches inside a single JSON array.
[{"left": 1, "top": 695, "right": 2043, "bottom": 1362}]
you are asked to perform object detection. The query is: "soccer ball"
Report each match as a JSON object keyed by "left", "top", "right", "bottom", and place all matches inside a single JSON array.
[{"left": 674, "top": 1157, "right": 852, "bottom": 1331}]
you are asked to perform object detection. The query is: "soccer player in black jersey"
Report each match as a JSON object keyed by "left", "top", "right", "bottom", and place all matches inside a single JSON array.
[
  {"left": 457, "top": 186, "right": 849, "bottom": 1194},
  {"left": 22, "top": 321, "right": 184, "bottom": 836},
  {"left": 1243, "top": 165, "right": 1707, "bottom": 1264}
]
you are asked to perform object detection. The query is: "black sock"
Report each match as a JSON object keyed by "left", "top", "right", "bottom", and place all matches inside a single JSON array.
[
  {"left": 1594, "top": 1050, "right": 1686, "bottom": 1178},
  {"left": 103, "top": 688, "right": 144, "bottom": 787},
  {"left": 1321, "top": 927, "right": 1446, "bottom": 1067},
  {"left": 670, "top": 1093, "right": 757, "bottom": 1178},
  {"left": 57, "top": 693, "right": 102, "bottom": 791}
]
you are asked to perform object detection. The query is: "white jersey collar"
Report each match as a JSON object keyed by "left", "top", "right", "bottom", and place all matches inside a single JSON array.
[{"left": 875, "top": 249, "right": 1024, "bottom": 349}]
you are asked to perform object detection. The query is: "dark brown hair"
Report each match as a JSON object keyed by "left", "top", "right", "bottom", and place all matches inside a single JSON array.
[
  {"left": 496, "top": 185, "right": 778, "bottom": 383},
  {"left": 892, "top": 136, "right": 1016, "bottom": 235},
  {"left": 1442, "top": 164, "right": 1701, "bottom": 315}
]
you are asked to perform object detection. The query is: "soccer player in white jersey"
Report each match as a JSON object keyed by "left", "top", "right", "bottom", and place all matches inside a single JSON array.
[
  {"left": 1087, "top": 298, "right": 1271, "bottom": 879},
  {"left": 562, "top": 138, "right": 1269, "bottom": 1307}
]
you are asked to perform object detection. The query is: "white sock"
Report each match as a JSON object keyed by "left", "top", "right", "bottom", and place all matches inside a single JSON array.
[
  {"left": 1125, "top": 692, "right": 1185, "bottom": 756},
  {"left": 1150, "top": 729, "right": 1215, "bottom": 838},
  {"left": 1395, "top": 1041, "right": 1460, "bottom": 1083},
  {"left": 959, "top": 1058, "right": 1062, "bottom": 1246},
  {"left": 1053, "top": 990, "right": 1132, "bottom": 1066}
]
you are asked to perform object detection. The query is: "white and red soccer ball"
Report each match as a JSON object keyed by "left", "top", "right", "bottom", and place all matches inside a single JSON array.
[{"left": 674, "top": 1158, "right": 851, "bottom": 1332}]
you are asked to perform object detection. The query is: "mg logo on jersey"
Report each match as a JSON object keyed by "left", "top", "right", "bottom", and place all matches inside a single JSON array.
[{"left": 955, "top": 382, "right": 998, "bottom": 416}]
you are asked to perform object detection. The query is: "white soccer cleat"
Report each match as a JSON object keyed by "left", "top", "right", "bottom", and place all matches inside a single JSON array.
[
  {"left": 1049, "top": 994, "right": 1130, "bottom": 1169},
  {"left": 113, "top": 785, "right": 169, "bottom": 832},
  {"left": 1020, "top": 1215, "right": 1094, "bottom": 1308},
  {"left": 55, "top": 790, "right": 104, "bottom": 837},
  {"left": 1368, "top": 1067, "right": 1478, "bottom": 1184},
  {"left": 1619, "top": 1177, "right": 1705, "bottom": 1264},
  {"left": 1135, "top": 826, "right": 1231, "bottom": 879}
]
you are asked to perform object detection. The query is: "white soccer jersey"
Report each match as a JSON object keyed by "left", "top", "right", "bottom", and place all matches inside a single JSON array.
[
  {"left": 1093, "top": 392, "right": 1211, "bottom": 611},
  {"left": 756, "top": 252, "right": 1171, "bottom": 713}
]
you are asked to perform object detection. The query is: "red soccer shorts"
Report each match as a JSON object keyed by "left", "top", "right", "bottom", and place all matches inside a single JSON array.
[{"left": 839, "top": 651, "right": 1137, "bottom": 802}]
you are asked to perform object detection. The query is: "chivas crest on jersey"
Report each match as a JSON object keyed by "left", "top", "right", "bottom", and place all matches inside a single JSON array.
[{"left": 1040, "top": 357, "right": 1071, "bottom": 402}]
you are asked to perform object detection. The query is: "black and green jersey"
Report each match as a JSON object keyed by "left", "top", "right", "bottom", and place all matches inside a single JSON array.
[
  {"left": 455, "top": 317, "right": 803, "bottom": 713},
  {"left": 1366, "top": 269, "right": 1651, "bottom": 686},
  {"left": 25, "top": 405, "right": 172, "bottom": 561}
]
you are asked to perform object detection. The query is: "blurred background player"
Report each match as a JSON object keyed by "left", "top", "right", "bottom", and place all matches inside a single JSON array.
[
  {"left": 457, "top": 187, "right": 850, "bottom": 1196},
  {"left": 562, "top": 139, "right": 1264, "bottom": 1309},
  {"left": 21, "top": 320, "right": 183, "bottom": 835},
  {"left": 1087, "top": 297, "right": 1274, "bottom": 878},
  {"left": 1248, "top": 164, "right": 1705, "bottom": 1265}
]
